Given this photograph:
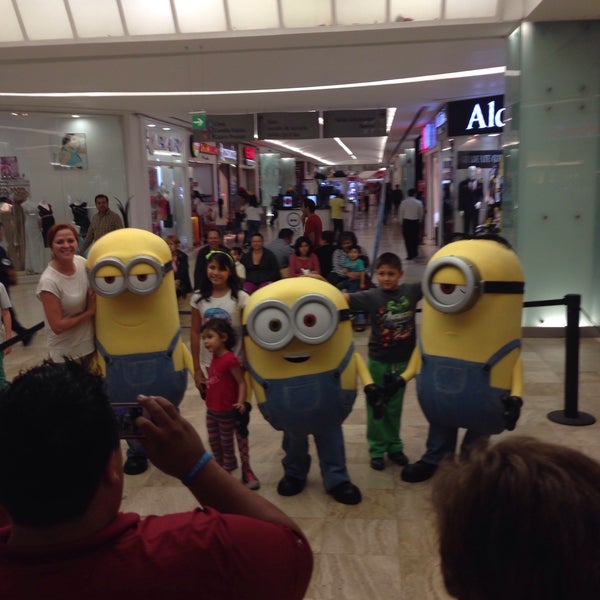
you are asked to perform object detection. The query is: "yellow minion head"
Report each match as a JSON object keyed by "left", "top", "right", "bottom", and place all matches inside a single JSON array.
[
  {"left": 87, "top": 228, "right": 180, "bottom": 354},
  {"left": 421, "top": 236, "right": 525, "bottom": 361},
  {"left": 243, "top": 278, "right": 353, "bottom": 379}
]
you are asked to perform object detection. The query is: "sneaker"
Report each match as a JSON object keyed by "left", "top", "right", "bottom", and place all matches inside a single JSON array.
[
  {"left": 277, "top": 475, "right": 306, "bottom": 497},
  {"left": 242, "top": 469, "right": 261, "bottom": 491},
  {"left": 329, "top": 481, "right": 362, "bottom": 505},
  {"left": 370, "top": 457, "right": 385, "bottom": 471},
  {"left": 388, "top": 451, "right": 409, "bottom": 466},
  {"left": 124, "top": 456, "right": 148, "bottom": 475},
  {"left": 401, "top": 460, "right": 437, "bottom": 483}
]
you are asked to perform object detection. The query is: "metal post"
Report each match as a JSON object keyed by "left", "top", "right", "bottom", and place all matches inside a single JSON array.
[{"left": 548, "top": 294, "right": 595, "bottom": 426}]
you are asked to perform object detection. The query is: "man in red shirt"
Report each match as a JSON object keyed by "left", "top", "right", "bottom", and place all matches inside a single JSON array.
[
  {"left": 302, "top": 198, "right": 322, "bottom": 247},
  {"left": 0, "top": 361, "right": 313, "bottom": 600}
]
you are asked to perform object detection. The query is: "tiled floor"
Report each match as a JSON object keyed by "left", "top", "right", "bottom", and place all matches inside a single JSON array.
[{"left": 6, "top": 209, "right": 600, "bottom": 600}]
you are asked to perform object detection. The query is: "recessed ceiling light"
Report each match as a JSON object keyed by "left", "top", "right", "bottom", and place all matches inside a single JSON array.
[
  {"left": 162, "top": 127, "right": 171, "bottom": 131},
  {"left": 147, "top": 123, "right": 156, "bottom": 128},
  {"left": 11, "top": 112, "right": 18, "bottom": 116},
  {"left": 72, "top": 114, "right": 80, "bottom": 118}
]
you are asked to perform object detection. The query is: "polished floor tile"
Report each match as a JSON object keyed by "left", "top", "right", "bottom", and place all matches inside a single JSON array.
[{"left": 5, "top": 211, "right": 600, "bottom": 600}]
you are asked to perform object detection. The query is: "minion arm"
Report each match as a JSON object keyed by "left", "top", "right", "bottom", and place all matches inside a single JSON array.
[{"left": 399, "top": 347, "right": 422, "bottom": 383}]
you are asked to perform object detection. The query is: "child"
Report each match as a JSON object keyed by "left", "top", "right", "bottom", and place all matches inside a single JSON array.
[
  {"left": 201, "top": 318, "right": 259, "bottom": 489},
  {"left": 337, "top": 245, "right": 365, "bottom": 293},
  {"left": 230, "top": 246, "right": 246, "bottom": 282},
  {"left": 0, "top": 281, "right": 12, "bottom": 390},
  {"left": 343, "top": 252, "right": 422, "bottom": 471},
  {"left": 190, "top": 249, "right": 248, "bottom": 381}
]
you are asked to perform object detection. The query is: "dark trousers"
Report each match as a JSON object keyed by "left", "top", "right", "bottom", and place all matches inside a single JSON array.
[{"left": 402, "top": 219, "right": 420, "bottom": 259}]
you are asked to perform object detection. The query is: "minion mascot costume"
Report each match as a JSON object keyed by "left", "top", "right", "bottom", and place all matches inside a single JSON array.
[
  {"left": 87, "top": 229, "right": 193, "bottom": 475},
  {"left": 399, "top": 235, "right": 525, "bottom": 483},
  {"left": 243, "top": 278, "right": 381, "bottom": 505}
]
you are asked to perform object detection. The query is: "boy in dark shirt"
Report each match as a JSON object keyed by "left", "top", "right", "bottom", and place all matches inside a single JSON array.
[{"left": 343, "top": 252, "right": 422, "bottom": 470}]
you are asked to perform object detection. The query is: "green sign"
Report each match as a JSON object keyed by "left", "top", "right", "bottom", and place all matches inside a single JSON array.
[{"left": 191, "top": 114, "right": 207, "bottom": 130}]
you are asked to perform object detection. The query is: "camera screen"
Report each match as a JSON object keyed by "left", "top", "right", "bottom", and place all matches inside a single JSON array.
[{"left": 112, "top": 403, "right": 144, "bottom": 439}]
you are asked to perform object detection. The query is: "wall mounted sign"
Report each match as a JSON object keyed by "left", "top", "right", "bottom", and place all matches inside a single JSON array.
[
  {"left": 196, "top": 114, "right": 254, "bottom": 142},
  {"left": 447, "top": 95, "right": 505, "bottom": 136},
  {"left": 457, "top": 150, "right": 502, "bottom": 169}
]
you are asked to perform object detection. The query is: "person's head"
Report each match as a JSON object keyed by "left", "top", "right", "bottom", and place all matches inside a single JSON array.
[
  {"left": 294, "top": 236, "right": 313, "bottom": 257},
  {"left": 278, "top": 228, "right": 293, "bottom": 243},
  {"left": 201, "top": 317, "right": 236, "bottom": 354},
  {"left": 206, "top": 228, "right": 222, "bottom": 250},
  {"left": 0, "top": 360, "right": 120, "bottom": 528},
  {"left": 346, "top": 245, "right": 361, "bottom": 261},
  {"left": 247, "top": 194, "right": 259, "bottom": 208},
  {"left": 339, "top": 231, "right": 358, "bottom": 252},
  {"left": 230, "top": 246, "right": 243, "bottom": 262},
  {"left": 321, "top": 230, "right": 335, "bottom": 245},
  {"left": 165, "top": 234, "right": 180, "bottom": 254},
  {"left": 302, "top": 198, "right": 316, "bottom": 214},
  {"left": 250, "top": 232, "right": 264, "bottom": 251},
  {"left": 201, "top": 249, "right": 240, "bottom": 299},
  {"left": 433, "top": 436, "right": 600, "bottom": 600},
  {"left": 407, "top": 188, "right": 416, "bottom": 197},
  {"left": 46, "top": 222, "right": 79, "bottom": 258},
  {"left": 94, "top": 194, "right": 109, "bottom": 214},
  {"left": 374, "top": 252, "right": 403, "bottom": 291}
]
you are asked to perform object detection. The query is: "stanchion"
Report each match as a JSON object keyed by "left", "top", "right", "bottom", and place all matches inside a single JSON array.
[{"left": 547, "top": 294, "right": 596, "bottom": 426}]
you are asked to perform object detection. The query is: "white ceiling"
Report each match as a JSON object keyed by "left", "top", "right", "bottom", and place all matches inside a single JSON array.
[{"left": 0, "top": 0, "right": 597, "bottom": 166}]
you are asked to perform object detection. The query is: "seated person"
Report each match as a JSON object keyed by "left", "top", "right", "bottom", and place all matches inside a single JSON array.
[
  {"left": 265, "top": 228, "right": 294, "bottom": 269},
  {"left": 288, "top": 236, "right": 320, "bottom": 277},
  {"left": 336, "top": 244, "right": 365, "bottom": 293},
  {"left": 432, "top": 436, "right": 600, "bottom": 600},
  {"left": 240, "top": 233, "right": 281, "bottom": 294},
  {"left": 0, "top": 360, "right": 313, "bottom": 599},
  {"left": 315, "top": 230, "right": 336, "bottom": 278}
]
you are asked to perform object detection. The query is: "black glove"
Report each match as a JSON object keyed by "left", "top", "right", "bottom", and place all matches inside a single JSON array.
[
  {"left": 383, "top": 372, "right": 406, "bottom": 397},
  {"left": 502, "top": 395, "right": 523, "bottom": 431},
  {"left": 365, "top": 383, "right": 386, "bottom": 420},
  {"left": 234, "top": 402, "right": 252, "bottom": 437}
]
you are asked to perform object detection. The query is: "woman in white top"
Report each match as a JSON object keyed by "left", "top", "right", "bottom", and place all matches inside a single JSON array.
[{"left": 36, "top": 223, "right": 96, "bottom": 366}]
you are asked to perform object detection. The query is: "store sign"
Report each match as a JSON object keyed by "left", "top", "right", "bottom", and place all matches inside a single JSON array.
[
  {"left": 196, "top": 114, "right": 254, "bottom": 142},
  {"left": 323, "top": 109, "right": 387, "bottom": 138},
  {"left": 447, "top": 95, "right": 505, "bottom": 136},
  {"left": 421, "top": 123, "right": 437, "bottom": 152},
  {"left": 191, "top": 136, "right": 219, "bottom": 157},
  {"left": 257, "top": 112, "right": 319, "bottom": 139},
  {"left": 457, "top": 150, "right": 502, "bottom": 169},
  {"left": 242, "top": 145, "right": 256, "bottom": 167},
  {"left": 219, "top": 143, "right": 238, "bottom": 164}
]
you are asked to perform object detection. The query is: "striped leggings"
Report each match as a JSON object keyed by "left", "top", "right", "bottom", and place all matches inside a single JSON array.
[{"left": 206, "top": 409, "right": 251, "bottom": 472}]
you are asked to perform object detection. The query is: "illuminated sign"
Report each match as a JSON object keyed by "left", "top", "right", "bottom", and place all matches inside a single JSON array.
[{"left": 447, "top": 95, "right": 505, "bottom": 136}]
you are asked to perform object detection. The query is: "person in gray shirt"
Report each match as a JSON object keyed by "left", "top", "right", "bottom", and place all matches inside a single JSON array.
[{"left": 265, "top": 228, "right": 294, "bottom": 269}]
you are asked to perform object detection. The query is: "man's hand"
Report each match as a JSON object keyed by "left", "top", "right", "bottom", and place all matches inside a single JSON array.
[{"left": 135, "top": 395, "right": 206, "bottom": 480}]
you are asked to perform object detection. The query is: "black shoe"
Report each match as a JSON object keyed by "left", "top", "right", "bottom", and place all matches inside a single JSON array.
[
  {"left": 370, "top": 457, "right": 385, "bottom": 471},
  {"left": 277, "top": 476, "right": 306, "bottom": 497},
  {"left": 329, "top": 481, "right": 362, "bottom": 505},
  {"left": 388, "top": 451, "right": 409, "bottom": 466},
  {"left": 401, "top": 460, "right": 437, "bottom": 483},
  {"left": 124, "top": 457, "right": 148, "bottom": 475}
]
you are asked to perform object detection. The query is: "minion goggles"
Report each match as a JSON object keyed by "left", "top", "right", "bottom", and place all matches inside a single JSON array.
[{"left": 89, "top": 256, "right": 173, "bottom": 297}]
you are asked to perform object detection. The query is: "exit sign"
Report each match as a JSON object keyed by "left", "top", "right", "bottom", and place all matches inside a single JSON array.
[{"left": 191, "top": 114, "right": 207, "bottom": 129}]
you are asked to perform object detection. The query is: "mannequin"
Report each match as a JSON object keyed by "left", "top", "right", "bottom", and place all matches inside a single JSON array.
[
  {"left": 21, "top": 199, "right": 46, "bottom": 273},
  {"left": 38, "top": 200, "right": 55, "bottom": 247},
  {"left": 70, "top": 201, "right": 91, "bottom": 238},
  {"left": 458, "top": 165, "right": 483, "bottom": 235}
]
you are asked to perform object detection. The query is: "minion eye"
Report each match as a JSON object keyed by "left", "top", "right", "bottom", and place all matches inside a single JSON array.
[
  {"left": 94, "top": 274, "right": 125, "bottom": 296},
  {"left": 293, "top": 296, "right": 338, "bottom": 344},
  {"left": 430, "top": 283, "right": 469, "bottom": 305},
  {"left": 246, "top": 302, "right": 293, "bottom": 350},
  {"left": 128, "top": 272, "right": 158, "bottom": 295},
  {"left": 423, "top": 256, "right": 481, "bottom": 314}
]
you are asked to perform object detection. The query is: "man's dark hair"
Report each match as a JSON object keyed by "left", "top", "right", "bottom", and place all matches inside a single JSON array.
[
  {"left": 94, "top": 194, "right": 109, "bottom": 204},
  {"left": 278, "top": 228, "right": 293, "bottom": 240},
  {"left": 303, "top": 199, "right": 316, "bottom": 213},
  {"left": 374, "top": 252, "right": 402, "bottom": 271},
  {"left": 408, "top": 188, "right": 416, "bottom": 196},
  {"left": 321, "top": 230, "right": 335, "bottom": 245},
  {"left": 0, "top": 360, "right": 119, "bottom": 528}
]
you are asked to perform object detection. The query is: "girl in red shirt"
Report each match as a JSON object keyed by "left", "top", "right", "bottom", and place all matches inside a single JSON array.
[{"left": 202, "top": 318, "right": 259, "bottom": 489}]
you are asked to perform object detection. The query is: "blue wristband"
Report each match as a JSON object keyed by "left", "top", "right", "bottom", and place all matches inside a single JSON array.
[{"left": 181, "top": 451, "right": 213, "bottom": 486}]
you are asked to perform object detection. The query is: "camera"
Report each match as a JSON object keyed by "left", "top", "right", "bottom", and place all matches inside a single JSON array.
[{"left": 112, "top": 403, "right": 144, "bottom": 439}]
